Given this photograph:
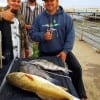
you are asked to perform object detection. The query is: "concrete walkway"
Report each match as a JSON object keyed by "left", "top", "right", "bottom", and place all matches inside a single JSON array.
[{"left": 73, "top": 37, "right": 100, "bottom": 100}]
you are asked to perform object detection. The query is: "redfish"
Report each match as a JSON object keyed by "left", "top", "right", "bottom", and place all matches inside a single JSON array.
[{"left": 7, "top": 72, "right": 74, "bottom": 100}]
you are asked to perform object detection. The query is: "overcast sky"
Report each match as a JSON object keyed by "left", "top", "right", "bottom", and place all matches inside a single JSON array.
[{"left": 0, "top": 0, "right": 100, "bottom": 8}]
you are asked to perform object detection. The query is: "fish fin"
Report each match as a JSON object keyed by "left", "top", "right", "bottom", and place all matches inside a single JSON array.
[
  {"left": 37, "top": 92, "right": 69, "bottom": 100},
  {"left": 36, "top": 92, "right": 48, "bottom": 100},
  {"left": 25, "top": 74, "right": 34, "bottom": 81},
  {"left": 37, "top": 92, "right": 55, "bottom": 100},
  {"left": 63, "top": 62, "right": 72, "bottom": 74},
  {"left": 64, "top": 68, "right": 72, "bottom": 74}
]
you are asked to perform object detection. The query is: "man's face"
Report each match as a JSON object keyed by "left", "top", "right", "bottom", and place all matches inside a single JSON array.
[
  {"left": 44, "top": 0, "right": 58, "bottom": 12},
  {"left": 7, "top": 0, "right": 21, "bottom": 11}
]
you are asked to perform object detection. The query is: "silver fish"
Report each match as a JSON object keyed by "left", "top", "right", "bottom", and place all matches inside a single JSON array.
[
  {"left": 22, "top": 59, "right": 69, "bottom": 74},
  {"left": 19, "top": 62, "right": 60, "bottom": 84}
]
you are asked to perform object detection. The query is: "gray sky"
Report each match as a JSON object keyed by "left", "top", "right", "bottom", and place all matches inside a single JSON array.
[{"left": 0, "top": 0, "right": 100, "bottom": 8}]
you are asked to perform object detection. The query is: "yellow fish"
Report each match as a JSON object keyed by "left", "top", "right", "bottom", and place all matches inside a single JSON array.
[{"left": 7, "top": 72, "right": 74, "bottom": 100}]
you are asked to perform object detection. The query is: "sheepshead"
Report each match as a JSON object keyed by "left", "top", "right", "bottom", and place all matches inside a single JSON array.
[
  {"left": 6, "top": 72, "right": 74, "bottom": 100},
  {"left": 22, "top": 59, "right": 69, "bottom": 74},
  {"left": 19, "top": 62, "right": 60, "bottom": 85}
]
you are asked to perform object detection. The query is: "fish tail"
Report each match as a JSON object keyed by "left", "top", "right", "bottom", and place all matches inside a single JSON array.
[
  {"left": 63, "top": 67, "right": 69, "bottom": 74},
  {"left": 64, "top": 66, "right": 72, "bottom": 74},
  {"left": 63, "top": 62, "right": 72, "bottom": 74}
]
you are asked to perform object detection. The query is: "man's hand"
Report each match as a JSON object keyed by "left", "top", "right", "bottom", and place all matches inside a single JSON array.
[
  {"left": 57, "top": 51, "right": 67, "bottom": 62},
  {"left": 2, "top": 9, "right": 14, "bottom": 21},
  {"left": 44, "top": 30, "right": 53, "bottom": 40}
]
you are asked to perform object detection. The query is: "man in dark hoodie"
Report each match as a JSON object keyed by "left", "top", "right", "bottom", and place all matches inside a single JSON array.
[{"left": 30, "top": 0, "right": 87, "bottom": 99}]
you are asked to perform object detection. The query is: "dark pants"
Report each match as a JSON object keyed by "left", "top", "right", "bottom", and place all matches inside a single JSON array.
[
  {"left": 66, "top": 52, "right": 87, "bottom": 98},
  {"left": 39, "top": 51, "right": 87, "bottom": 99}
]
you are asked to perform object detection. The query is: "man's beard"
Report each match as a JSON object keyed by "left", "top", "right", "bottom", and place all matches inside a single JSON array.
[{"left": 29, "top": 0, "right": 36, "bottom": 3}]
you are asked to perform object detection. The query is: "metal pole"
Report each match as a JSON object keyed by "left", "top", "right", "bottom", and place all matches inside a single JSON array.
[{"left": 0, "top": 59, "right": 15, "bottom": 92}]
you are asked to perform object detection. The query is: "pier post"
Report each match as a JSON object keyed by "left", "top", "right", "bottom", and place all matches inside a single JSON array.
[{"left": 80, "top": 20, "right": 84, "bottom": 41}]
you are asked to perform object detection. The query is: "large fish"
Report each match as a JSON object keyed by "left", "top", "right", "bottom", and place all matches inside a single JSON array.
[
  {"left": 21, "top": 59, "right": 70, "bottom": 74},
  {"left": 19, "top": 62, "right": 60, "bottom": 85},
  {"left": 7, "top": 72, "right": 77, "bottom": 100}
]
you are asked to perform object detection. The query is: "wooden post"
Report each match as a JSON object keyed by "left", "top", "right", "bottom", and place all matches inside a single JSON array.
[{"left": 80, "top": 20, "right": 84, "bottom": 41}]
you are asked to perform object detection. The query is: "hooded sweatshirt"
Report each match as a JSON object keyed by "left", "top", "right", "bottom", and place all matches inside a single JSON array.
[{"left": 30, "top": 6, "right": 75, "bottom": 54}]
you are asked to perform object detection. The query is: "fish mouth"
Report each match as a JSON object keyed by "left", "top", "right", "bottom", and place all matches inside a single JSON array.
[{"left": 7, "top": 72, "right": 24, "bottom": 80}]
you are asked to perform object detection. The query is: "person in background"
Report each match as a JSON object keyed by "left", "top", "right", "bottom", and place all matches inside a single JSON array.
[
  {"left": 30, "top": 0, "right": 87, "bottom": 99},
  {"left": 20, "top": 0, "right": 44, "bottom": 57},
  {"left": 0, "top": 0, "right": 29, "bottom": 65}
]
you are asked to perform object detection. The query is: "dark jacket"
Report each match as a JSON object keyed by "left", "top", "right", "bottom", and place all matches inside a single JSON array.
[{"left": 0, "top": 19, "right": 13, "bottom": 64}]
